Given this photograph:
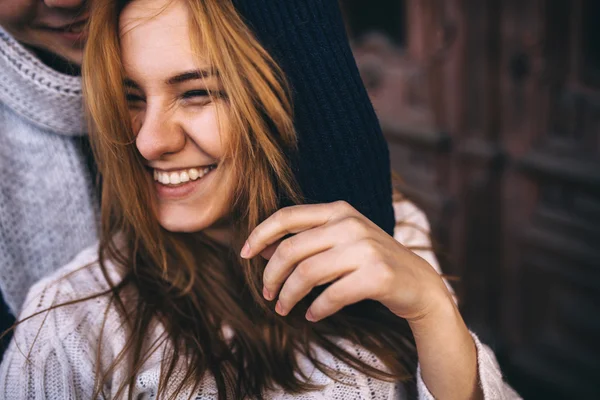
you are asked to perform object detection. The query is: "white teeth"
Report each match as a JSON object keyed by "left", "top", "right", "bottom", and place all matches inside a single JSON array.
[
  {"left": 180, "top": 171, "right": 190, "bottom": 182},
  {"left": 169, "top": 172, "right": 180, "bottom": 185},
  {"left": 153, "top": 166, "right": 214, "bottom": 185}
]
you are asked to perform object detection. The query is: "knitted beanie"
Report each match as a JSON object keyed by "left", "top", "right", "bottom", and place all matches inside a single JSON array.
[{"left": 233, "top": 0, "right": 395, "bottom": 236}]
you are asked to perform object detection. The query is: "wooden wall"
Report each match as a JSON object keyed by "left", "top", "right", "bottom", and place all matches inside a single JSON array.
[{"left": 341, "top": 0, "right": 600, "bottom": 398}]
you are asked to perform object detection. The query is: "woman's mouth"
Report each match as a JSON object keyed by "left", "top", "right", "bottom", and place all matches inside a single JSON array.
[
  {"left": 153, "top": 165, "right": 217, "bottom": 186},
  {"left": 152, "top": 165, "right": 217, "bottom": 200}
]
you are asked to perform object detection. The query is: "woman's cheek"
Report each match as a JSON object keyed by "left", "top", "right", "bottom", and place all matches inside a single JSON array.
[{"left": 183, "top": 104, "right": 229, "bottom": 155}]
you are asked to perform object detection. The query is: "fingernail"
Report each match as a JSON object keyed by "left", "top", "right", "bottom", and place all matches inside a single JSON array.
[
  {"left": 275, "top": 301, "right": 285, "bottom": 315},
  {"left": 240, "top": 241, "right": 250, "bottom": 258},
  {"left": 262, "top": 286, "right": 272, "bottom": 301},
  {"left": 305, "top": 309, "right": 316, "bottom": 322}
]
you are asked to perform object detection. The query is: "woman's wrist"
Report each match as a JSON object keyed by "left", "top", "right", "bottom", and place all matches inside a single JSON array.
[
  {"left": 406, "top": 282, "right": 482, "bottom": 400},
  {"left": 407, "top": 281, "right": 458, "bottom": 330}
]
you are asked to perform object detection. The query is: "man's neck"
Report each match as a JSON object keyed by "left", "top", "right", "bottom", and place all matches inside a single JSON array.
[{"left": 26, "top": 46, "right": 81, "bottom": 76}]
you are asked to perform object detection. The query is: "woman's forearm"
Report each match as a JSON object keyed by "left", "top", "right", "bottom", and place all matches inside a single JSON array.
[{"left": 408, "top": 289, "right": 483, "bottom": 400}]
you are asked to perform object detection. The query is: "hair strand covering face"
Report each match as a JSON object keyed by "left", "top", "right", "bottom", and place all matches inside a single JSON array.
[{"left": 79, "top": 0, "right": 417, "bottom": 398}]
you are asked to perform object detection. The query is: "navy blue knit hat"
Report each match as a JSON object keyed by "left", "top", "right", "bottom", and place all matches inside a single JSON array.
[{"left": 233, "top": 0, "right": 395, "bottom": 236}]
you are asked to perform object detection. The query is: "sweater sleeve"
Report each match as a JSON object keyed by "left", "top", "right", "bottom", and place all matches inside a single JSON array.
[
  {"left": 416, "top": 332, "right": 521, "bottom": 399},
  {"left": 0, "top": 248, "right": 109, "bottom": 399}
]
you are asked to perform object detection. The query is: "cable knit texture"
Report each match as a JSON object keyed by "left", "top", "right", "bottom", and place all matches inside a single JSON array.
[
  {"left": 0, "top": 201, "right": 520, "bottom": 399},
  {"left": 233, "top": 0, "right": 396, "bottom": 236},
  {"left": 0, "top": 26, "right": 99, "bottom": 314}
]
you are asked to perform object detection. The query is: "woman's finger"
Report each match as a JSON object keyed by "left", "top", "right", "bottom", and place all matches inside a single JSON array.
[
  {"left": 262, "top": 216, "right": 371, "bottom": 300},
  {"left": 259, "top": 241, "right": 280, "bottom": 260},
  {"left": 273, "top": 243, "right": 362, "bottom": 315},
  {"left": 305, "top": 262, "right": 395, "bottom": 322},
  {"left": 241, "top": 201, "right": 357, "bottom": 259}
]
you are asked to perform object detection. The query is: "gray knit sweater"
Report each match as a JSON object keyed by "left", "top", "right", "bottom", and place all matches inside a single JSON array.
[{"left": 0, "top": 26, "right": 99, "bottom": 314}]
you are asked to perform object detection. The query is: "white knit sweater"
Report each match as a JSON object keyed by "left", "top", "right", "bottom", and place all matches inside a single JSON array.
[{"left": 0, "top": 201, "right": 520, "bottom": 399}]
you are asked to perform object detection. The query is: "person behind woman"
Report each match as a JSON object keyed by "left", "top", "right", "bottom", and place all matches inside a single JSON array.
[{"left": 0, "top": 0, "right": 519, "bottom": 399}]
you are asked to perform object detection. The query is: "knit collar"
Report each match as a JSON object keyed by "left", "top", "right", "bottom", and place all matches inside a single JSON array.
[{"left": 0, "top": 26, "right": 85, "bottom": 136}]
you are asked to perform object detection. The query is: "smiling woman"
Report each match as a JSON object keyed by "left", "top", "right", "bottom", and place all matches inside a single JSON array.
[
  {"left": 0, "top": 0, "right": 519, "bottom": 399},
  {"left": 86, "top": 0, "right": 300, "bottom": 243},
  {"left": 118, "top": 1, "right": 237, "bottom": 235}
]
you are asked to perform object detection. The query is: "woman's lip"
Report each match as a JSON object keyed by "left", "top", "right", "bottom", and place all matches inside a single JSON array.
[
  {"left": 154, "top": 167, "right": 215, "bottom": 200},
  {"left": 152, "top": 163, "right": 216, "bottom": 173}
]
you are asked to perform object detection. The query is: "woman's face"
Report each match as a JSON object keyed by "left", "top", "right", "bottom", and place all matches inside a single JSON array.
[{"left": 120, "top": 0, "right": 235, "bottom": 243}]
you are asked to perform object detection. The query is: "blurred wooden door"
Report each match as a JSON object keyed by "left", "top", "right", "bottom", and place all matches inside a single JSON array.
[{"left": 341, "top": 0, "right": 600, "bottom": 398}]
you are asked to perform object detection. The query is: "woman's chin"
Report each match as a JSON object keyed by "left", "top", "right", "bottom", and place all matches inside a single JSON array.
[
  {"left": 155, "top": 196, "right": 233, "bottom": 241},
  {"left": 157, "top": 213, "right": 211, "bottom": 233}
]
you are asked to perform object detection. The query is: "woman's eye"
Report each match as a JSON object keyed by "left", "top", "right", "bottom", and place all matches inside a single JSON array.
[
  {"left": 125, "top": 93, "right": 144, "bottom": 103},
  {"left": 182, "top": 89, "right": 211, "bottom": 99}
]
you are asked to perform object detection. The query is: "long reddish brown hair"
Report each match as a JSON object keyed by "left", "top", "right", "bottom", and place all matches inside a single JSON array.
[{"left": 80, "top": 0, "right": 417, "bottom": 398}]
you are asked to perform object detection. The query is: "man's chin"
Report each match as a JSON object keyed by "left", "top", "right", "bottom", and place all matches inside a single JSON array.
[{"left": 27, "top": 45, "right": 83, "bottom": 76}]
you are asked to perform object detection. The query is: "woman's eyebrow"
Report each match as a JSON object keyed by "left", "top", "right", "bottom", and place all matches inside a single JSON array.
[
  {"left": 122, "top": 69, "right": 218, "bottom": 90},
  {"left": 166, "top": 69, "right": 218, "bottom": 85}
]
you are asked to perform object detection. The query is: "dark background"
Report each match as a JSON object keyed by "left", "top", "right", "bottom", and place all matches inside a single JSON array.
[{"left": 341, "top": 0, "right": 600, "bottom": 398}]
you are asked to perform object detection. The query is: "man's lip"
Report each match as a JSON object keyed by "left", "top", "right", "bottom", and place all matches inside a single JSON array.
[{"left": 37, "top": 16, "right": 89, "bottom": 31}]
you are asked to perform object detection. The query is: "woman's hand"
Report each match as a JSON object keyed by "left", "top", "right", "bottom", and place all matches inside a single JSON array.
[
  {"left": 241, "top": 201, "right": 451, "bottom": 322},
  {"left": 242, "top": 201, "right": 483, "bottom": 400}
]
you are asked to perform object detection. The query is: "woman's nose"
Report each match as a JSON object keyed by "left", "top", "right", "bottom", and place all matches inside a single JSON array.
[{"left": 135, "top": 111, "right": 186, "bottom": 161}]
